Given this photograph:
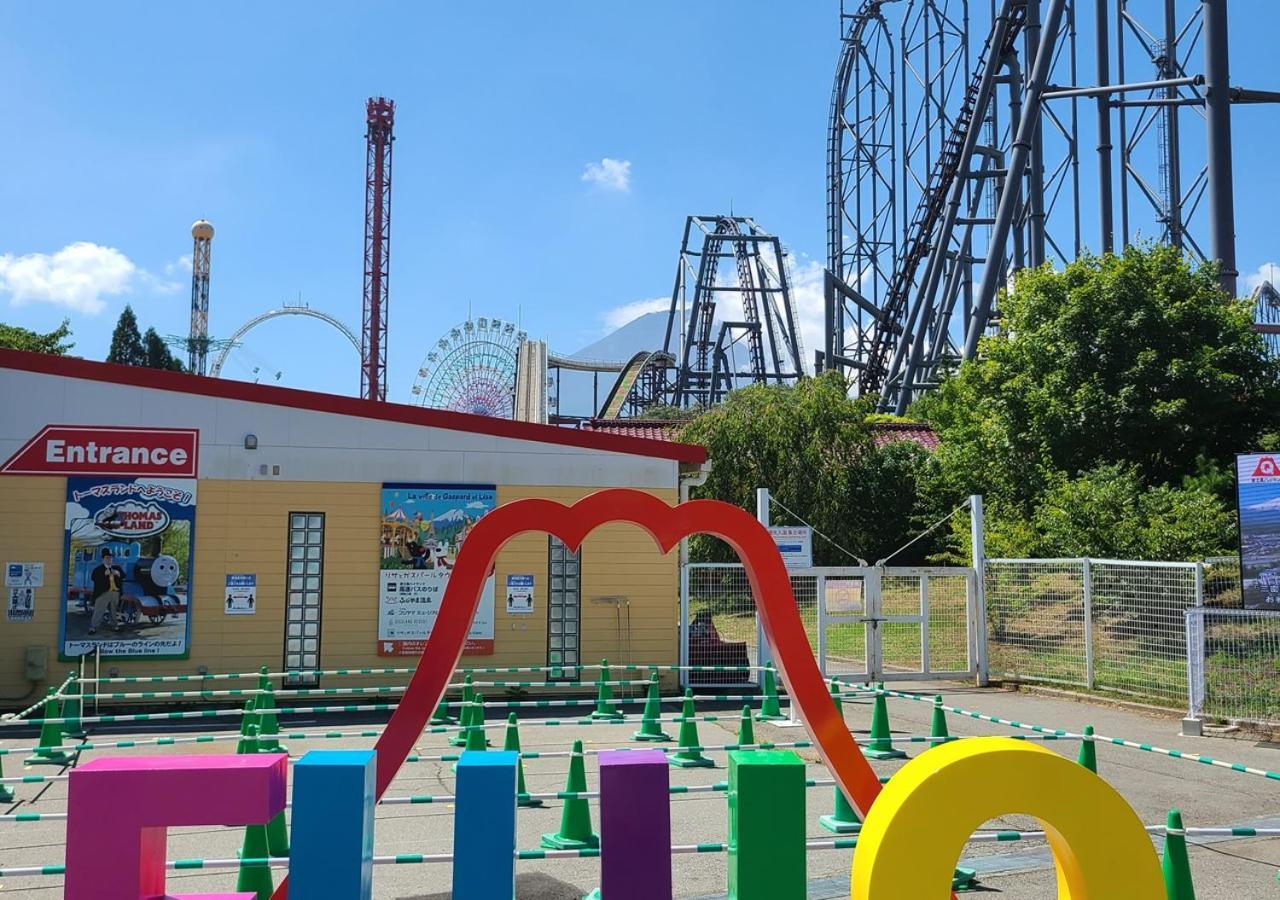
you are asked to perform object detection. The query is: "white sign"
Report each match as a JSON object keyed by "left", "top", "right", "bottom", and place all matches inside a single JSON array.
[
  {"left": 7, "top": 587, "right": 35, "bottom": 622},
  {"left": 6, "top": 562, "right": 44, "bottom": 588},
  {"left": 378, "top": 569, "right": 496, "bottom": 654},
  {"left": 506, "top": 574, "right": 535, "bottom": 614},
  {"left": 225, "top": 573, "right": 257, "bottom": 616},
  {"left": 769, "top": 525, "right": 813, "bottom": 569}
]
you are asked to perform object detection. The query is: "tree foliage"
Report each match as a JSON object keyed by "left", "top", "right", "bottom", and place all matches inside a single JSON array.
[
  {"left": 680, "top": 373, "right": 938, "bottom": 564},
  {"left": 0, "top": 319, "right": 74, "bottom": 355},
  {"left": 143, "top": 327, "right": 184, "bottom": 371},
  {"left": 107, "top": 305, "right": 146, "bottom": 366},
  {"left": 916, "top": 246, "right": 1278, "bottom": 560}
]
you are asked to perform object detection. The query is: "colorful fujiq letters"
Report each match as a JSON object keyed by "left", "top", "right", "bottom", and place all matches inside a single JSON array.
[{"left": 58, "top": 492, "right": 1168, "bottom": 899}]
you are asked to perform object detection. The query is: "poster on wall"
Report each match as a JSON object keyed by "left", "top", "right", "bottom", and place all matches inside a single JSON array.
[
  {"left": 60, "top": 476, "right": 196, "bottom": 659},
  {"left": 1236, "top": 453, "right": 1280, "bottom": 609},
  {"left": 225, "top": 573, "right": 257, "bottom": 615},
  {"left": 378, "top": 483, "right": 496, "bottom": 656},
  {"left": 6, "top": 562, "right": 45, "bottom": 588},
  {"left": 769, "top": 525, "right": 814, "bottom": 569},
  {"left": 506, "top": 574, "right": 535, "bottom": 614},
  {"left": 7, "top": 587, "right": 35, "bottom": 622}
]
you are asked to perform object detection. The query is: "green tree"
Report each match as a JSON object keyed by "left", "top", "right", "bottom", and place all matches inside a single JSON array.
[
  {"left": 0, "top": 319, "right": 74, "bottom": 354},
  {"left": 680, "top": 373, "right": 939, "bottom": 565},
  {"left": 917, "top": 246, "right": 1280, "bottom": 515},
  {"left": 106, "top": 305, "right": 146, "bottom": 366},
  {"left": 143, "top": 327, "right": 184, "bottom": 372}
]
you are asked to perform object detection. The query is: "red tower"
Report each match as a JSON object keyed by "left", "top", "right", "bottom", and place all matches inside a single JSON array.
[{"left": 362, "top": 97, "right": 395, "bottom": 401}]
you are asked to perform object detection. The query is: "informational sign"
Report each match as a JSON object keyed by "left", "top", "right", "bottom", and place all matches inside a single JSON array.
[
  {"left": 225, "top": 573, "right": 257, "bottom": 616},
  {"left": 825, "top": 578, "right": 864, "bottom": 614},
  {"left": 378, "top": 483, "right": 496, "bottom": 656},
  {"left": 506, "top": 574, "right": 535, "bottom": 614},
  {"left": 7, "top": 587, "right": 35, "bottom": 622},
  {"left": 2, "top": 426, "right": 199, "bottom": 477},
  {"left": 1236, "top": 453, "right": 1280, "bottom": 609},
  {"left": 60, "top": 476, "right": 196, "bottom": 659},
  {"left": 6, "top": 562, "right": 44, "bottom": 588},
  {"left": 769, "top": 525, "right": 813, "bottom": 569}
]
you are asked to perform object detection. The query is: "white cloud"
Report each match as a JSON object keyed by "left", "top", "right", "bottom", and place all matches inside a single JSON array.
[
  {"left": 164, "top": 255, "right": 192, "bottom": 278},
  {"left": 0, "top": 242, "right": 140, "bottom": 314},
  {"left": 1242, "top": 261, "right": 1280, "bottom": 296},
  {"left": 603, "top": 296, "right": 669, "bottom": 331},
  {"left": 581, "top": 158, "right": 632, "bottom": 193}
]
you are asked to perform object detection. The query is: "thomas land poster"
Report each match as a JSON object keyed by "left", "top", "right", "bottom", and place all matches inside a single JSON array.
[
  {"left": 1237, "top": 453, "right": 1280, "bottom": 609},
  {"left": 60, "top": 476, "right": 196, "bottom": 659},
  {"left": 378, "top": 483, "right": 496, "bottom": 656}
]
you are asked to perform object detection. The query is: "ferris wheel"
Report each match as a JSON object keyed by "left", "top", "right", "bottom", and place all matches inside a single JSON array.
[{"left": 410, "top": 316, "right": 527, "bottom": 418}]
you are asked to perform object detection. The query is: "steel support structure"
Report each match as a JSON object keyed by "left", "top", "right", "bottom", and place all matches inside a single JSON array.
[
  {"left": 824, "top": 0, "right": 1272, "bottom": 411},
  {"left": 187, "top": 220, "right": 213, "bottom": 375},
  {"left": 663, "top": 216, "right": 805, "bottom": 408},
  {"left": 362, "top": 97, "right": 395, "bottom": 402}
]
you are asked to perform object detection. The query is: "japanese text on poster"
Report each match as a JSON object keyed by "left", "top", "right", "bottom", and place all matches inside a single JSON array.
[
  {"left": 1237, "top": 453, "right": 1280, "bottom": 609},
  {"left": 225, "top": 573, "right": 257, "bottom": 615},
  {"left": 506, "top": 574, "right": 535, "bottom": 614},
  {"left": 378, "top": 484, "right": 496, "bottom": 655}
]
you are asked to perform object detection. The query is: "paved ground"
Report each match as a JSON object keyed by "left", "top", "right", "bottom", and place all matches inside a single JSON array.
[{"left": 2, "top": 683, "right": 1279, "bottom": 897}]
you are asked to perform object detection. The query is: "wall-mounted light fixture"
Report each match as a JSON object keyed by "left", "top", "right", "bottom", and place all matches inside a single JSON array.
[{"left": 244, "top": 434, "right": 259, "bottom": 450}]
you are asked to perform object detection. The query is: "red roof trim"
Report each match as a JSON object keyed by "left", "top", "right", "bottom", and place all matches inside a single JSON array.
[{"left": 0, "top": 349, "right": 707, "bottom": 464}]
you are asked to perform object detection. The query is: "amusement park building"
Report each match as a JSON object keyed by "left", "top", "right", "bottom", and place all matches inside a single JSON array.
[{"left": 0, "top": 349, "right": 707, "bottom": 702}]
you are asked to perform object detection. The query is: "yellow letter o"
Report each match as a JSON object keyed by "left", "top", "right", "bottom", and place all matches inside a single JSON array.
[{"left": 850, "top": 737, "right": 1163, "bottom": 899}]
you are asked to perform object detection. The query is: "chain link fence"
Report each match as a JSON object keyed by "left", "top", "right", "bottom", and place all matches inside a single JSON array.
[
  {"left": 1187, "top": 608, "right": 1280, "bottom": 727},
  {"left": 984, "top": 558, "right": 1200, "bottom": 707}
]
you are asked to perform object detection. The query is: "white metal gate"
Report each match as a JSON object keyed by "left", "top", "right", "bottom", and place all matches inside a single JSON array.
[{"left": 681, "top": 564, "right": 981, "bottom": 686}]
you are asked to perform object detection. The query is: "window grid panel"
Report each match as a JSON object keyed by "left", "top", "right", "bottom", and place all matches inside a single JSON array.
[
  {"left": 283, "top": 512, "right": 325, "bottom": 686},
  {"left": 547, "top": 536, "right": 582, "bottom": 683}
]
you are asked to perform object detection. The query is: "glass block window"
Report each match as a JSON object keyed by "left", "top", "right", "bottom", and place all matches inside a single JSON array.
[
  {"left": 547, "top": 536, "right": 581, "bottom": 682},
  {"left": 284, "top": 512, "right": 324, "bottom": 685}
]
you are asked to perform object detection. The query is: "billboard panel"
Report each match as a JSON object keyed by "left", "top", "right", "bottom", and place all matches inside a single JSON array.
[
  {"left": 378, "top": 483, "right": 496, "bottom": 656},
  {"left": 1236, "top": 453, "right": 1280, "bottom": 609}
]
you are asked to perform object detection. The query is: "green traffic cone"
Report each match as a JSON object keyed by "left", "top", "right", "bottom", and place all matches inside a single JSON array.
[
  {"left": 930, "top": 696, "right": 950, "bottom": 747},
  {"left": 1077, "top": 725, "right": 1097, "bottom": 774},
  {"left": 236, "top": 699, "right": 260, "bottom": 755},
  {"left": 265, "top": 808, "right": 290, "bottom": 859},
  {"left": 60, "top": 674, "right": 85, "bottom": 739},
  {"left": 633, "top": 672, "right": 672, "bottom": 742},
  {"left": 506, "top": 713, "right": 543, "bottom": 808},
  {"left": 591, "top": 659, "right": 623, "bottom": 721},
  {"left": 864, "top": 684, "right": 906, "bottom": 760},
  {"left": 757, "top": 662, "right": 786, "bottom": 720},
  {"left": 540, "top": 740, "right": 599, "bottom": 850},
  {"left": 736, "top": 706, "right": 755, "bottom": 747},
  {"left": 25, "top": 689, "right": 72, "bottom": 766},
  {"left": 254, "top": 667, "right": 284, "bottom": 754},
  {"left": 235, "top": 727, "right": 275, "bottom": 900},
  {"left": 0, "top": 752, "right": 14, "bottom": 803},
  {"left": 430, "top": 691, "right": 457, "bottom": 726},
  {"left": 449, "top": 676, "right": 475, "bottom": 747},
  {"left": 669, "top": 689, "right": 713, "bottom": 768},
  {"left": 820, "top": 680, "right": 860, "bottom": 833},
  {"left": 1162, "top": 808, "right": 1197, "bottom": 900},
  {"left": 465, "top": 693, "right": 489, "bottom": 752}
]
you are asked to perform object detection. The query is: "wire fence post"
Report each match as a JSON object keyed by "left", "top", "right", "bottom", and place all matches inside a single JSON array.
[
  {"left": 755, "top": 487, "right": 773, "bottom": 669},
  {"left": 1182, "top": 608, "right": 1205, "bottom": 736},
  {"left": 678, "top": 562, "right": 690, "bottom": 691},
  {"left": 1082, "top": 558, "right": 1095, "bottom": 691},
  {"left": 969, "top": 495, "right": 989, "bottom": 686}
]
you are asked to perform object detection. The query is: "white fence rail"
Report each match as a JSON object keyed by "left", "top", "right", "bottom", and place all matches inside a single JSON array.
[{"left": 983, "top": 558, "right": 1202, "bottom": 708}]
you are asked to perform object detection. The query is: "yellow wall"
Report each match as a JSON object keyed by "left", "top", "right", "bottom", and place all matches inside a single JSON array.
[{"left": 0, "top": 477, "right": 679, "bottom": 701}]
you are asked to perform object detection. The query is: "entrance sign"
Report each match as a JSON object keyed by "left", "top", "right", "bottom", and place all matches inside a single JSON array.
[
  {"left": 2, "top": 426, "right": 199, "bottom": 477},
  {"left": 506, "top": 574, "right": 535, "bottom": 614},
  {"left": 60, "top": 476, "right": 196, "bottom": 659},
  {"left": 1236, "top": 453, "right": 1280, "bottom": 608},
  {"left": 377, "top": 483, "right": 496, "bottom": 656},
  {"left": 225, "top": 573, "right": 257, "bottom": 615},
  {"left": 769, "top": 525, "right": 813, "bottom": 569}
]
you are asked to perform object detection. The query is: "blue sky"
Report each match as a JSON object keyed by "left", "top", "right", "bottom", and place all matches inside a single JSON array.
[{"left": 0, "top": 2, "right": 1277, "bottom": 400}]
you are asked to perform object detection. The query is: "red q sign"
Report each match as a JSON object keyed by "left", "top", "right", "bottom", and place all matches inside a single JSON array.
[{"left": 270, "top": 489, "right": 889, "bottom": 900}]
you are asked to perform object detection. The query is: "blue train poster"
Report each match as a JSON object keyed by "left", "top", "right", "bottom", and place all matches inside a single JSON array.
[
  {"left": 61, "top": 476, "right": 196, "bottom": 659},
  {"left": 378, "top": 483, "right": 496, "bottom": 656},
  {"left": 1236, "top": 453, "right": 1280, "bottom": 609}
]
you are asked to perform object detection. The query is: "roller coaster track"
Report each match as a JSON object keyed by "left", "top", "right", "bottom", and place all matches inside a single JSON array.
[
  {"left": 596, "top": 349, "right": 676, "bottom": 419},
  {"left": 860, "top": 0, "right": 1027, "bottom": 396},
  {"left": 210, "top": 305, "right": 360, "bottom": 379}
]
